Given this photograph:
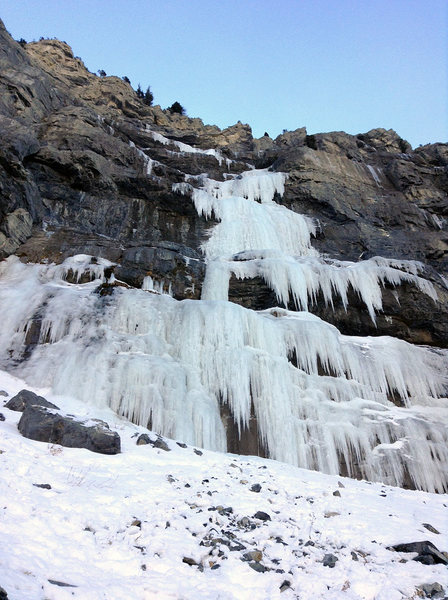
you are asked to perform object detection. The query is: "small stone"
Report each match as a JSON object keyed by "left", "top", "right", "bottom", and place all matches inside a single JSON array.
[
  {"left": 323, "top": 554, "right": 338, "bottom": 568},
  {"left": 304, "top": 540, "right": 315, "bottom": 547},
  {"left": 194, "top": 448, "right": 203, "bottom": 456},
  {"left": 217, "top": 506, "right": 233, "bottom": 515},
  {"left": 333, "top": 490, "right": 341, "bottom": 497},
  {"left": 237, "top": 517, "right": 251, "bottom": 528},
  {"left": 324, "top": 511, "right": 340, "bottom": 518},
  {"left": 248, "top": 561, "right": 267, "bottom": 573},
  {"left": 0, "top": 586, "right": 8, "bottom": 600},
  {"left": 211, "top": 564, "right": 220, "bottom": 570},
  {"left": 243, "top": 550, "right": 263, "bottom": 562},
  {"left": 131, "top": 519, "right": 142, "bottom": 528},
  {"left": 0, "top": 390, "right": 8, "bottom": 397},
  {"left": 0, "top": 414, "right": 4, "bottom": 422},
  {"left": 422, "top": 523, "right": 440, "bottom": 535},
  {"left": 47, "top": 580, "right": 77, "bottom": 588},
  {"left": 338, "top": 481, "right": 345, "bottom": 488},
  {"left": 136, "top": 434, "right": 151, "bottom": 445},
  {"left": 280, "top": 580, "right": 291, "bottom": 593},
  {"left": 276, "top": 537, "right": 287, "bottom": 546},
  {"left": 176, "top": 442, "right": 187, "bottom": 448},
  {"left": 419, "top": 582, "right": 445, "bottom": 598},
  {"left": 33, "top": 483, "right": 51, "bottom": 489},
  {"left": 182, "top": 557, "right": 198, "bottom": 566},
  {"left": 351, "top": 551, "right": 359, "bottom": 561},
  {"left": 253, "top": 511, "right": 271, "bottom": 521},
  {"left": 250, "top": 483, "right": 262, "bottom": 492},
  {"left": 229, "top": 543, "right": 246, "bottom": 552},
  {"left": 153, "top": 437, "right": 170, "bottom": 451}
]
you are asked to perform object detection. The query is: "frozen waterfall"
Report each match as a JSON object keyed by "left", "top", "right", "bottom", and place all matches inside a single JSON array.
[{"left": 0, "top": 165, "right": 447, "bottom": 492}]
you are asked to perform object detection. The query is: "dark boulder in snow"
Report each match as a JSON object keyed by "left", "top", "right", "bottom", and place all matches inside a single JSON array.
[
  {"left": 390, "top": 541, "right": 447, "bottom": 565},
  {"left": 5, "top": 389, "right": 59, "bottom": 412},
  {"left": 253, "top": 511, "right": 271, "bottom": 522},
  {"left": 0, "top": 586, "right": 8, "bottom": 599},
  {"left": 18, "top": 405, "right": 120, "bottom": 454},
  {"left": 323, "top": 553, "right": 338, "bottom": 568}
]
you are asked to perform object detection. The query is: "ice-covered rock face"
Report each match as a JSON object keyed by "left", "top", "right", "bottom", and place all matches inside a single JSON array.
[{"left": 0, "top": 166, "right": 447, "bottom": 493}]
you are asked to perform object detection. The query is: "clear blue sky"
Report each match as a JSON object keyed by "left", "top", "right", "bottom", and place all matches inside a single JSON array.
[{"left": 2, "top": 0, "right": 447, "bottom": 148}]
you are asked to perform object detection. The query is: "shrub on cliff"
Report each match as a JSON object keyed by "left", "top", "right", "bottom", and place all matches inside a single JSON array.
[
  {"left": 168, "top": 101, "right": 186, "bottom": 115},
  {"left": 144, "top": 86, "right": 153, "bottom": 106}
]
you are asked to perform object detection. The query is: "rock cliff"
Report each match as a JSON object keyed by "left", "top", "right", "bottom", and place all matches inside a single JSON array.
[{"left": 0, "top": 20, "right": 447, "bottom": 486}]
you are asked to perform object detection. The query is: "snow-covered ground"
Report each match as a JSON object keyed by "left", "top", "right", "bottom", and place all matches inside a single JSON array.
[{"left": 0, "top": 370, "right": 446, "bottom": 600}]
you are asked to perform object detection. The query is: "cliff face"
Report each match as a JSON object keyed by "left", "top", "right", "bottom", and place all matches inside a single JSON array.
[
  {"left": 1, "top": 21, "right": 446, "bottom": 345},
  {"left": 1, "top": 21, "right": 447, "bottom": 488}
]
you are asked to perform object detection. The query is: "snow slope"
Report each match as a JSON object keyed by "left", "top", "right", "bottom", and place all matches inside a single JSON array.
[{"left": 0, "top": 371, "right": 446, "bottom": 600}]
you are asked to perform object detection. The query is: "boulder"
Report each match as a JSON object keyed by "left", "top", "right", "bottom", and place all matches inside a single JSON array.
[
  {"left": 5, "top": 389, "right": 59, "bottom": 412},
  {"left": 18, "top": 405, "right": 120, "bottom": 454},
  {"left": 390, "top": 541, "right": 447, "bottom": 565}
]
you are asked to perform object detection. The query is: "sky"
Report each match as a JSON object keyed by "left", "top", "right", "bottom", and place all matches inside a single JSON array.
[{"left": 1, "top": 0, "right": 447, "bottom": 148}]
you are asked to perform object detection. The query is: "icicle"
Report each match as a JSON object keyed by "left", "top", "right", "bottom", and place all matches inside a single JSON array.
[
  {"left": 142, "top": 276, "right": 172, "bottom": 296},
  {"left": 202, "top": 252, "right": 438, "bottom": 322}
]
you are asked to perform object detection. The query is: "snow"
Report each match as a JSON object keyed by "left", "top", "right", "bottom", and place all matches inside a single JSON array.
[
  {"left": 0, "top": 371, "right": 446, "bottom": 600},
  {"left": 148, "top": 130, "right": 229, "bottom": 166}
]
